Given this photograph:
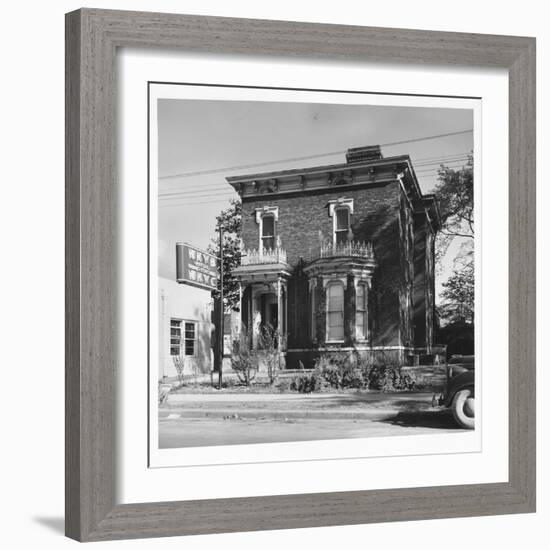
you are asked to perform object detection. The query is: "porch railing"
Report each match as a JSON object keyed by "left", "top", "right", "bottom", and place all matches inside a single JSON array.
[
  {"left": 241, "top": 247, "right": 288, "bottom": 266},
  {"left": 318, "top": 241, "right": 375, "bottom": 260}
]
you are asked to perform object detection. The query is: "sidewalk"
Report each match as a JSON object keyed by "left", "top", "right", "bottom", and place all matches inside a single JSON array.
[
  {"left": 158, "top": 391, "right": 461, "bottom": 448},
  {"left": 159, "top": 391, "right": 438, "bottom": 421}
]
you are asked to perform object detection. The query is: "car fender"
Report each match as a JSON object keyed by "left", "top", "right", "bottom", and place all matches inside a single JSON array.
[{"left": 441, "top": 370, "right": 475, "bottom": 408}]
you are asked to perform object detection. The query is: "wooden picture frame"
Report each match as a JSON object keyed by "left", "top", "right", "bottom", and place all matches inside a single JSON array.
[{"left": 65, "top": 8, "right": 536, "bottom": 542}]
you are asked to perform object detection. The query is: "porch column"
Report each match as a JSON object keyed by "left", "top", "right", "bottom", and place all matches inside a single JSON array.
[
  {"left": 238, "top": 282, "right": 243, "bottom": 331},
  {"left": 277, "top": 278, "right": 282, "bottom": 347},
  {"left": 284, "top": 284, "right": 288, "bottom": 349}
]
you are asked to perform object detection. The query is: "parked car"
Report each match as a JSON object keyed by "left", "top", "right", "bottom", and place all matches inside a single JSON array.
[{"left": 432, "top": 355, "right": 475, "bottom": 429}]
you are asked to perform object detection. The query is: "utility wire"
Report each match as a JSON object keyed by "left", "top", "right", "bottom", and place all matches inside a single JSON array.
[
  {"left": 158, "top": 172, "right": 452, "bottom": 208},
  {"left": 158, "top": 155, "right": 472, "bottom": 199},
  {"left": 158, "top": 158, "right": 472, "bottom": 200},
  {"left": 158, "top": 169, "right": 468, "bottom": 202},
  {"left": 158, "top": 129, "right": 473, "bottom": 181},
  {"left": 159, "top": 152, "right": 470, "bottom": 192}
]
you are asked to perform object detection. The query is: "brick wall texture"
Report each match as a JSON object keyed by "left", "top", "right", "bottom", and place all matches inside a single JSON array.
[{"left": 239, "top": 179, "right": 436, "bottom": 368}]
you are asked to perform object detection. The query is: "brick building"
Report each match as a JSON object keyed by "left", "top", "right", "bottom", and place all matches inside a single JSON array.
[{"left": 228, "top": 145, "right": 442, "bottom": 368}]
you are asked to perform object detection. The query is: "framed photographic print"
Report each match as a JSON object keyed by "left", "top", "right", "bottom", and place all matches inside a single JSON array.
[{"left": 65, "top": 8, "right": 536, "bottom": 542}]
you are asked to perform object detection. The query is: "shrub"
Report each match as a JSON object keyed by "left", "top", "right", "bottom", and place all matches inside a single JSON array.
[
  {"left": 276, "top": 377, "right": 292, "bottom": 392},
  {"left": 320, "top": 363, "right": 342, "bottom": 388},
  {"left": 257, "top": 324, "right": 284, "bottom": 384},
  {"left": 290, "top": 371, "right": 330, "bottom": 393},
  {"left": 158, "top": 382, "right": 170, "bottom": 404},
  {"left": 290, "top": 375, "right": 308, "bottom": 393},
  {"left": 172, "top": 355, "right": 185, "bottom": 386},
  {"left": 367, "top": 365, "right": 417, "bottom": 391},
  {"left": 290, "top": 354, "right": 418, "bottom": 393},
  {"left": 231, "top": 329, "right": 257, "bottom": 386},
  {"left": 312, "top": 354, "right": 367, "bottom": 390},
  {"left": 341, "top": 364, "right": 366, "bottom": 388}
]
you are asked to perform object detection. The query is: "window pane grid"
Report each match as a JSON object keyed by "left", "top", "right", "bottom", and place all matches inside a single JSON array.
[
  {"left": 170, "top": 319, "right": 182, "bottom": 355},
  {"left": 184, "top": 321, "right": 196, "bottom": 356},
  {"left": 170, "top": 319, "right": 196, "bottom": 356},
  {"left": 184, "top": 341, "right": 195, "bottom": 356}
]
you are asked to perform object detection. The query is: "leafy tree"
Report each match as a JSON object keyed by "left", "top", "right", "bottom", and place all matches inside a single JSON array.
[
  {"left": 439, "top": 259, "right": 474, "bottom": 324},
  {"left": 208, "top": 199, "right": 242, "bottom": 311},
  {"left": 433, "top": 154, "right": 474, "bottom": 266},
  {"left": 433, "top": 154, "right": 475, "bottom": 326}
]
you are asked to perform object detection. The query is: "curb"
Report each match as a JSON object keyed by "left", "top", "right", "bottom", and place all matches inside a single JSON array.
[{"left": 158, "top": 407, "right": 425, "bottom": 421}]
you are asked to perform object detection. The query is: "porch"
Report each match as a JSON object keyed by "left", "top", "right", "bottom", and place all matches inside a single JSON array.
[{"left": 232, "top": 247, "right": 290, "bottom": 351}]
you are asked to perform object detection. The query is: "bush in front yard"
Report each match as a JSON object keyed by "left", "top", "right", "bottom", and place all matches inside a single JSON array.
[
  {"left": 290, "top": 370, "right": 330, "bottom": 393},
  {"left": 257, "top": 324, "right": 285, "bottom": 384},
  {"left": 367, "top": 365, "right": 417, "bottom": 391},
  {"left": 231, "top": 329, "right": 258, "bottom": 386},
  {"left": 289, "top": 354, "right": 418, "bottom": 393},
  {"left": 341, "top": 364, "right": 367, "bottom": 388}
]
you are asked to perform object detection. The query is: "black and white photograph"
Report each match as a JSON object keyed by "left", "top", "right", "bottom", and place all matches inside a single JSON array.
[
  {"left": 2, "top": 0, "right": 541, "bottom": 546},
  {"left": 152, "top": 86, "right": 478, "bottom": 454}
]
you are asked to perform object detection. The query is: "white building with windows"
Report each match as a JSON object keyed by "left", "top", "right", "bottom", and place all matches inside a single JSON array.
[{"left": 158, "top": 276, "right": 213, "bottom": 380}]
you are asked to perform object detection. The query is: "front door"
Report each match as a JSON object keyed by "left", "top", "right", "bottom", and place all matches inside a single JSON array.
[
  {"left": 260, "top": 293, "right": 278, "bottom": 331},
  {"left": 267, "top": 303, "right": 278, "bottom": 330}
]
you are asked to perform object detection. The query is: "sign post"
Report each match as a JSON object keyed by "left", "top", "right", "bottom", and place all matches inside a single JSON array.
[
  {"left": 175, "top": 242, "right": 220, "bottom": 386},
  {"left": 217, "top": 227, "right": 224, "bottom": 389}
]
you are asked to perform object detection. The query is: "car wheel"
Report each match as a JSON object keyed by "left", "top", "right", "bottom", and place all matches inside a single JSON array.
[{"left": 452, "top": 388, "right": 475, "bottom": 429}]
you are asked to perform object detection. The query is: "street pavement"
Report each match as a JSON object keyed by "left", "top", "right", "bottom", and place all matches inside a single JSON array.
[{"left": 159, "top": 391, "right": 465, "bottom": 448}]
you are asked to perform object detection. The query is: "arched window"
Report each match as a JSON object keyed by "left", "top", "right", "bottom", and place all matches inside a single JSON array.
[
  {"left": 355, "top": 283, "right": 368, "bottom": 340},
  {"left": 261, "top": 214, "right": 275, "bottom": 251},
  {"left": 327, "top": 282, "right": 345, "bottom": 341}
]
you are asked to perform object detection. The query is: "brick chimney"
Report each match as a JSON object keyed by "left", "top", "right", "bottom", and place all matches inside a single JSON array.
[{"left": 345, "top": 145, "right": 383, "bottom": 164}]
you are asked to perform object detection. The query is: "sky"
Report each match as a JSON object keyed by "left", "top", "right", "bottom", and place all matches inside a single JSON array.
[{"left": 156, "top": 98, "right": 474, "bottom": 295}]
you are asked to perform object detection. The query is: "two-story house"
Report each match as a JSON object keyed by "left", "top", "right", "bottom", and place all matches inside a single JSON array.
[{"left": 228, "top": 145, "right": 442, "bottom": 368}]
